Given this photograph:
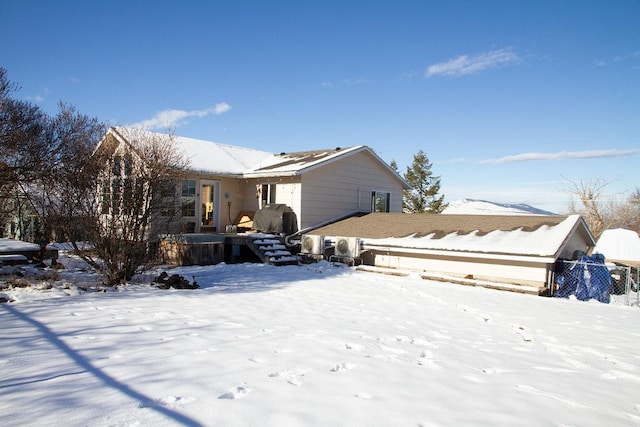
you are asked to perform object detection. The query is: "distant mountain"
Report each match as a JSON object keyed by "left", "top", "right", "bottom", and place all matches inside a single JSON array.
[{"left": 442, "top": 199, "right": 558, "bottom": 216}]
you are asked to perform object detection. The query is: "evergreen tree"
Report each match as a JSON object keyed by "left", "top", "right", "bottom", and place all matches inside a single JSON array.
[{"left": 403, "top": 150, "right": 447, "bottom": 213}]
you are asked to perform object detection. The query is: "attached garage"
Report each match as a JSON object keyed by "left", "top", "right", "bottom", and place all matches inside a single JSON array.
[{"left": 310, "top": 213, "right": 595, "bottom": 294}]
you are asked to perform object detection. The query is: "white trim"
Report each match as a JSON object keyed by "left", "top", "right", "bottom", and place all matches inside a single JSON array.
[{"left": 361, "top": 243, "right": 557, "bottom": 264}]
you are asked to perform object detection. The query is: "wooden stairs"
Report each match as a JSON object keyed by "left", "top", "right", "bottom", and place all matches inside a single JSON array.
[{"left": 246, "top": 235, "right": 299, "bottom": 266}]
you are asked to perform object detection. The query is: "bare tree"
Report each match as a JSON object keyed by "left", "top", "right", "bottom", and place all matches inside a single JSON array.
[
  {"left": 2, "top": 69, "right": 192, "bottom": 284},
  {"left": 44, "top": 103, "right": 106, "bottom": 242},
  {"left": 73, "top": 127, "right": 190, "bottom": 286},
  {"left": 1, "top": 68, "right": 49, "bottom": 241},
  {"left": 565, "top": 178, "right": 614, "bottom": 240},
  {"left": 611, "top": 188, "right": 640, "bottom": 234}
]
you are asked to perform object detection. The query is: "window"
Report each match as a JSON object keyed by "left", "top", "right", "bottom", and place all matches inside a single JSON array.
[
  {"left": 123, "top": 154, "right": 133, "bottom": 176},
  {"left": 260, "top": 184, "right": 276, "bottom": 208},
  {"left": 122, "top": 177, "right": 134, "bottom": 215},
  {"left": 112, "top": 155, "right": 121, "bottom": 176},
  {"left": 371, "top": 191, "right": 391, "bottom": 213},
  {"left": 111, "top": 176, "right": 121, "bottom": 215},
  {"left": 100, "top": 182, "right": 111, "bottom": 214},
  {"left": 181, "top": 179, "right": 196, "bottom": 217},
  {"left": 101, "top": 154, "right": 130, "bottom": 215},
  {"left": 158, "top": 180, "right": 177, "bottom": 217}
]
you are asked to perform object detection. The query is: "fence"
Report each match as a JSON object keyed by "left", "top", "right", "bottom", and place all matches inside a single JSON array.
[{"left": 554, "top": 259, "right": 638, "bottom": 306}]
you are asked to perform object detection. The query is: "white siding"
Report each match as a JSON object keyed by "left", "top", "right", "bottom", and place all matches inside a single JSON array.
[
  {"left": 274, "top": 182, "right": 302, "bottom": 229},
  {"left": 371, "top": 251, "right": 550, "bottom": 287},
  {"left": 235, "top": 177, "right": 303, "bottom": 230},
  {"left": 300, "top": 151, "right": 404, "bottom": 229}
]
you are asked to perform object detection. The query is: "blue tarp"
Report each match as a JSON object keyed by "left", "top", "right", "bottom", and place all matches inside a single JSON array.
[{"left": 555, "top": 254, "right": 612, "bottom": 303}]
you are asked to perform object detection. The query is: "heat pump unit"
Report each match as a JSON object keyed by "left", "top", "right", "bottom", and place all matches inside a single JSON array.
[
  {"left": 301, "top": 235, "right": 325, "bottom": 255},
  {"left": 334, "top": 237, "right": 361, "bottom": 258}
]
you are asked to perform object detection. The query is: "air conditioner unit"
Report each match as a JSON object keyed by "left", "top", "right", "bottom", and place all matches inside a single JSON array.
[
  {"left": 334, "top": 237, "right": 361, "bottom": 258},
  {"left": 301, "top": 235, "right": 325, "bottom": 255}
]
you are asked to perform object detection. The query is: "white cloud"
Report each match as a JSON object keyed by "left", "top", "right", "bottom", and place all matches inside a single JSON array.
[
  {"left": 479, "top": 149, "right": 640, "bottom": 164},
  {"left": 131, "top": 103, "right": 232, "bottom": 130},
  {"left": 614, "top": 51, "right": 640, "bottom": 62},
  {"left": 342, "top": 78, "right": 370, "bottom": 85},
  {"left": 398, "top": 70, "right": 421, "bottom": 81},
  {"left": 320, "top": 78, "right": 370, "bottom": 89},
  {"left": 425, "top": 48, "right": 520, "bottom": 78}
]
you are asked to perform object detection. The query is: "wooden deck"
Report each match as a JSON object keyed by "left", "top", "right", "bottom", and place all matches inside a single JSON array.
[{"left": 159, "top": 233, "right": 299, "bottom": 266}]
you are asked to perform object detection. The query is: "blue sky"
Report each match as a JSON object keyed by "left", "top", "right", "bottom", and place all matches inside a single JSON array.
[{"left": 2, "top": 0, "right": 638, "bottom": 213}]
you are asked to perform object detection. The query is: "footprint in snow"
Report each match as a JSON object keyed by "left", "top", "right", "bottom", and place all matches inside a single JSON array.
[
  {"left": 345, "top": 343, "right": 363, "bottom": 351},
  {"left": 287, "top": 377, "right": 304, "bottom": 386},
  {"left": 72, "top": 335, "right": 96, "bottom": 340},
  {"left": 355, "top": 392, "right": 373, "bottom": 399},
  {"left": 218, "top": 386, "right": 252, "bottom": 399},
  {"left": 329, "top": 363, "right": 355, "bottom": 372},
  {"left": 268, "top": 368, "right": 313, "bottom": 386},
  {"left": 481, "top": 368, "right": 513, "bottom": 375},
  {"left": 344, "top": 343, "right": 363, "bottom": 351},
  {"left": 417, "top": 350, "right": 443, "bottom": 370},
  {"left": 140, "top": 395, "right": 195, "bottom": 408},
  {"left": 513, "top": 325, "right": 534, "bottom": 342}
]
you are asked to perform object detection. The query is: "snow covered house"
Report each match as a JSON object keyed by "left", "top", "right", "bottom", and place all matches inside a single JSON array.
[
  {"left": 308, "top": 213, "right": 596, "bottom": 294},
  {"left": 94, "top": 127, "right": 408, "bottom": 264}
]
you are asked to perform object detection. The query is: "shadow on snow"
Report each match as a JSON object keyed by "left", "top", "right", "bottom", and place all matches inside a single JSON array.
[
  {"left": 161, "top": 261, "right": 354, "bottom": 294},
  {"left": 0, "top": 303, "right": 205, "bottom": 427}
]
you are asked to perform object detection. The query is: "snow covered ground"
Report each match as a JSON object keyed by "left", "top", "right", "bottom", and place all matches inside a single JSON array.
[{"left": 1, "top": 252, "right": 640, "bottom": 427}]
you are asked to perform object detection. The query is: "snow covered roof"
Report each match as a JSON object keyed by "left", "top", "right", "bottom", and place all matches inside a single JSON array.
[
  {"left": 313, "top": 213, "right": 591, "bottom": 257},
  {"left": 176, "top": 135, "right": 273, "bottom": 175},
  {"left": 245, "top": 146, "right": 363, "bottom": 177},
  {"left": 246, "top": 146, "right": 410, "bottom": 189},
  {"left": 593, "top": 228, "right": 640, "bottom": 265},
  {"left": 110, "top": 127, "right": 273, "bottom": 176},
  {"left": 104, "top": 128, "right": 403, "bottom": 183}
]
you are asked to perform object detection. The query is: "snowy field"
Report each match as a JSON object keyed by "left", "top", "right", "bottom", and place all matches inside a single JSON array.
[{"left": 1, "top": 252, "right": 640, "bottom": 427}]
